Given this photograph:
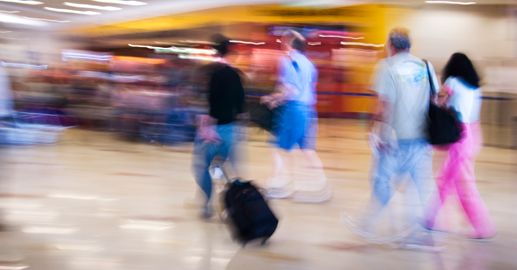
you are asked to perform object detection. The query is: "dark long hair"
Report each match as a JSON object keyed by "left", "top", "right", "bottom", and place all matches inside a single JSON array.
[{"left": 442, "top": 52, "right": 480, "bottom": 88}]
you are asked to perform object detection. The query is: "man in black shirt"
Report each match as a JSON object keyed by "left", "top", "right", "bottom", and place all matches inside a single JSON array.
[{"left": 193, "top": 34, "right": 245, "bottom": 219}]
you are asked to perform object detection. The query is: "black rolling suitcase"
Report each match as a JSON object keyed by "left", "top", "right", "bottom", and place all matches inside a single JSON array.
[{"left": 223, "top": 179, "right": 278, "bottom": 245}]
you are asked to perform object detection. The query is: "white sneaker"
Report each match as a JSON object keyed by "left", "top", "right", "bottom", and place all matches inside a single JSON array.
[
  {"left": 294, "top": 179, "right": 328, "bottom": 192},
  {"left": 209, "top": 165, "right": 224, "bottom": 181},
  {"left": 398, "top": 235, "right": 442, "bottom": 252},
  {"left": 266, "top": 186, "right": 293, "bottom": 199},
  {"left": 292, "top": 184, "right": 332, "bottom": 203}
]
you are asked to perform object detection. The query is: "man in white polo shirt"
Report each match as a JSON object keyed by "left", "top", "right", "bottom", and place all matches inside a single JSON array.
[{"left": 349, "top": 28, "right": 440, "bottom": 250}]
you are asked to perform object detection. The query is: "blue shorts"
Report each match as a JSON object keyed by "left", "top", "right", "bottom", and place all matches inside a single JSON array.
[{"left": 274, "top": 101, "right": 317, "bottom": 151}]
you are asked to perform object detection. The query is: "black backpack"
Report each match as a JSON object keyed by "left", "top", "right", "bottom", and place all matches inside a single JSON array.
[
  {"left": 223, "top": 179, "right": 278, "bottom": 245},
  {"left": 424, "top": 60, "right": 463, "bottom": 145}
]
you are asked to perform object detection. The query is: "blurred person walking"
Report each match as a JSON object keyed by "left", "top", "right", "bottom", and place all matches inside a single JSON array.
[
  {"left": 425, "top": 53, "right": 495, "bottom": 239},
  {"left": 192, "top": 34, "right": 245, "bottom": 219},
  {"left": 0, "top": 62, "right": 13, "bottom": 123},
  {"left": 261, "top": 30, "right": 331, "bottom": 203},
  {"left": 347, "top": 28, "right": 439, "bottom": 249},
  {"left": 0, "top": 62, "right": 13, "bottom": 230}
]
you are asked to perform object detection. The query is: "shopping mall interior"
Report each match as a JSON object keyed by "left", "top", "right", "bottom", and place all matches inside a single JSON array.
[{"left": 0, "top": 0, "right": 516, "bottom": 269}]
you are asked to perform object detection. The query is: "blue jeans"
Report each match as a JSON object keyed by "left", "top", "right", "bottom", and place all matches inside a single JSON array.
[
  {"left": 371, "top": 139, "right": 433, "bottom": 222},
  {"left": 193, "top": 123, "right": 239, "bottom": 205}
]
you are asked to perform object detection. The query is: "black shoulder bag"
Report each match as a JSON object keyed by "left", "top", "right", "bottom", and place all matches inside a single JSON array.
[{"left": 424, "top": 60, "right": 462, "bottom": 145}]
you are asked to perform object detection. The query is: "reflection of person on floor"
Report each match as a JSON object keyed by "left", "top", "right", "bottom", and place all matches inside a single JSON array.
[
  {"left": 192, "top": 34, "right": 245, "bottom": 219},
  {"left": 357, "top": 28, "right": 439, "bottom": 249},
  {"left": 261, "top": 30, "right": 330, "bottom": 203},
  {"left": 425, "top": 53, "right": 495, "bottom": 239}
]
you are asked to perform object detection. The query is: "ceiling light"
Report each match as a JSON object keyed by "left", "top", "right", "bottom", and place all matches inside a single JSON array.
[
  {"left": 128, "top": 43, "right": 216, "bottom": 55},
  {"left": 92, "top": 0, "right": 147, "bottom": 6},
  {"left": 44, "top": 7, "right": 100, "bottom": 15},
  {"left": 319, "top": 34, "right": 364, "bottom": 40},
  {"left": 0, "top": 0, "right": 41, "bottom": 4},
  {"left": 0, "top": 13, "right": 46, "bottom": 26},
  {"left": 22, "top": 226, "right": 77, "bottom": 235},
  {"left": 0, "top": 31, "right": 12, "bottom": 33},
  {"left": 0, "top": 265, "right": 29, "bottom": 270},
  {"left": 229, "top": 40, "right": 265, "bottom": 45},
  {"left": 64, "top": 2, "right": 121, "bottom": 11},
  {"left": 0, "top": 10, "right": 20, "bottom": 14},
  {"left": 153, "top": 41, "right": 182, "bottom": 46},
  {"left": 425, "top": 1, "right": 476, "bottom": 5},
  {"left": 62, "top": 50, "right": 112, "bottom": 62},
  {"left": 341, "top": 41, "right": 384, "bottom": 48},
  {"left": 179, "top": 54, "right": 218, "bottom": 62},
  {"left": 178, "top": 40, "right": 213, "bottom": 45},
  {"left": 1, "top": 62, "right": 47, "bottom": 69},
  {"left": 23, "top": 16, "right": 70, "bottom": 23}
]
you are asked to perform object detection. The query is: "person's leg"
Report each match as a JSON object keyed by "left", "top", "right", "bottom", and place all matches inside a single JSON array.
[
  {"left": 266, "top": 102, "right": 297, "bottom": 197},
  {"left": 222, "top": 123, "right": 241, "bottom": 179},
  {"left": 398, "top": 141, "right": 440, "bottom": 250},
  {"left": 425, "top": 146, "right": 460, "bottom": 229},
  {"left": 270, "top": 148, "right": 286, "bottom": 183},
  {"left": 294, "top": 105, "right": 329, "bottom": 194},
  {"left": 406, "top": 142, "right": 435, "bottom": 227},
  {"left": 452, "top": 124, "right": 494, "bottom": 238},
  {"left": 455, "top": 156, "right": 495, "bottom": 238},
  {"left": 266, "top": 148, "right": 294, "bottom": 199},
  {"left": 359, "top": 149, "right": 398, "bottom": 232},
  {"left": 192, "top": 137, "right": 218, "bottom": 218}
]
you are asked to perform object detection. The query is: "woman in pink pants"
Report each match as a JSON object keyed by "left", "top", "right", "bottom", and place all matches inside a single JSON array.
[{"left": 425, "top": 53, "right": 495, "bottom": 239}]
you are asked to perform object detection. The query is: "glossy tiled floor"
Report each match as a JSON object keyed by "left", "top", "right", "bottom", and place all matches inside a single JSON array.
[{"left": 0, "top": 120, "right": 515, "bottom": 270}]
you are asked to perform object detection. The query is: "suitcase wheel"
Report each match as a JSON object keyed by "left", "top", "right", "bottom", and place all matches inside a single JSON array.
[{"left": 260, "top": 237, "right": 269, "bottom": 246}]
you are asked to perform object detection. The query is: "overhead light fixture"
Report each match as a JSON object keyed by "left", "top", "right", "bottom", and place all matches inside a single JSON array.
[
  {"left": 0, "top": 13, "right": 46, "bottom": 26},
  {"left": 308, "top": 42, "right": 321, "bottom": 46},
  {"left": 319, "top": 34, "right": 364, "bottom": 40},
  {"left": 178, "top": 54, "right": 218, "bottom": 62},
  {"left": 425, "top": 1, "right": 476, "bottom": 5},
  {"left": 92, "top": 0, "right": 147, "bottom": 6},
  {"left": 22, "top": 226, "right": 78, "bottom": 235},
  {"left": 153, "top": 41, "right": 183, "bottom": 46},
  {"left": 23, "top": 16, "right": 70, "bottom": 23},
  {"left": 229, "top": 40, "right": 265, "bottom": 45},
  {"left": 0, "top": 10, "right": 20, "bottom": 14},
  {"left": 62, "top": 50, "right": 112, "bottom": 62},
  {"left": 128, "top": 43, "right": 216, "bottom": 55},
  {"left": 64, "top": 2, "right": 121, "bottom": 11},
  {"left": 4, "top": 36, "right": 27, "bottom": 40},
  {"left": 341, "top": 41, "right": 384, "bottom": 48},
  {"left": 0, "top": 0, "right": 42, "bottom": 5},
  {"left": 0, "top": 30, "right": 12, "bottom": 33},
  {"left": 1, "top": 62, "right": 47, "bottom": 70},
  {"left": 44, "top": 7, "right": 100, "bottom": 15},
  {"left": 0, "top": 264, "right": 29, "bottom": 270},
  {"left": 178, "top": 40, "right": 213, "bottom": 45}
]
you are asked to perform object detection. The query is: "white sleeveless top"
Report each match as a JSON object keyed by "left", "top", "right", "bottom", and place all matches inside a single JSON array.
[{"left": 444, "top": 77, "right": 481, "bottom": 124}]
